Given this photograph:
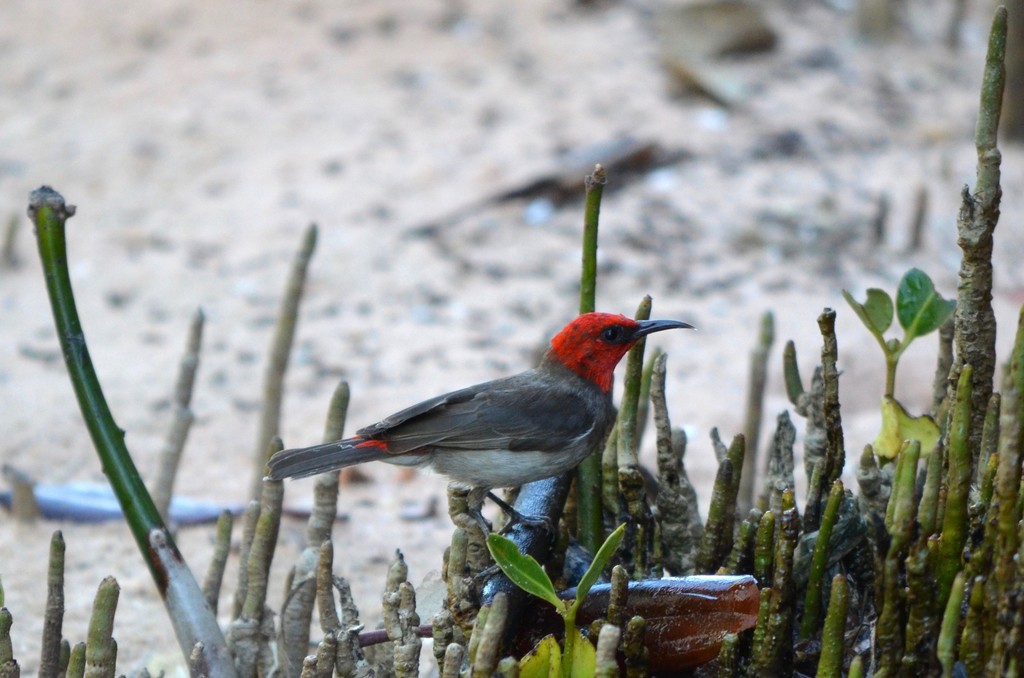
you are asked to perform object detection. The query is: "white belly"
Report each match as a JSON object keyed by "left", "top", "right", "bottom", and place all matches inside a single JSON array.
[{"left": 427, "top": 449, "right": 582, "bottom": 488}]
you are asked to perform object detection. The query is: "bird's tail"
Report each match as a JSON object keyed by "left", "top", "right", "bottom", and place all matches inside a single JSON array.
[{"left": 266, "top": 437, "right": 389, "bottom": 480}]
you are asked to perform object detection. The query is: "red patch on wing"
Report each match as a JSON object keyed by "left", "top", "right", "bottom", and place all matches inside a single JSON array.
[{"left": 354, "top": 437, "right": 389, "bottom": 450}]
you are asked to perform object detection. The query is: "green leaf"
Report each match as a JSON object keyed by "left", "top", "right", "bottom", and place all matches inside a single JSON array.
[
  {"left": 842, "top": 288, "right": 893, "bottom": 338},
  {"left": 873, "top": 396, "right": 941, "bottom": 459},
  {"left": 571, "top": 524, "right": 626, "bottom": 618},
  {"left": 520, "top": 634, "right": 562, "bottom": 678},
  {"left": 487, "top": 533, "right": 565, "bottom": 612},
  {"left": 568, "top": 628, "right": 596, "bottom": 678},
  {"left": 863, "top": 288, "right": 894, "bottom": 334},
  {"left": 896, "top": 269, "right": 955, "bottom": 338}
]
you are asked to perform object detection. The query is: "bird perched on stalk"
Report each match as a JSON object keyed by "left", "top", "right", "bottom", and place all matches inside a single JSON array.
[{"left": 267, "top": 312, "right": 692, "bottom": 489}]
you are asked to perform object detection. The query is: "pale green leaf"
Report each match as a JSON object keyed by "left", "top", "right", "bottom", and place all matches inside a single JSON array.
[
  {"left": 862, "top": 288, "right": 894, "bottom": 334},
  {"left": 873, "top": 396, "right": 941, "bottom": 459},
  {"left": 843, "top": 288, "right": 892, "bottom": 339},
  {"left": 568, "top": 628, "right": 596, "bottom": 678},
  {"left": 520, "top": 634, "right": 562, "bottom": 678}
]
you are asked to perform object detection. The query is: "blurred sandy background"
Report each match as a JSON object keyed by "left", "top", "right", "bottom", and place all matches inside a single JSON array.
[{"left": 1, "top": 1, "right": 1022, "bottom": 674}]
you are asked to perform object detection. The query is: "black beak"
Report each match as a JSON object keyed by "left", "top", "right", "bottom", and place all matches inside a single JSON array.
[{"left": 633, "top": 319, "right": 695, "bottom": 338}]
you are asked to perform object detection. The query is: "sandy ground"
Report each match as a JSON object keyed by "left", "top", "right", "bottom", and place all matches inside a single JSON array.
[{"left": 2, "top": 0, "right": 1023, "bottom": 675}]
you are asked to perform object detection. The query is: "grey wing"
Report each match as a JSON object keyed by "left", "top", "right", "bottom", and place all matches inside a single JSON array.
[
  {"left": 357, "top": 376, "right": 595, "bottom": 454},
  {"left": 355, "top": 382, "right": 487, "bottom": 439}
]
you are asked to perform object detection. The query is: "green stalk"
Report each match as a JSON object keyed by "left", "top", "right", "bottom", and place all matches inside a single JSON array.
[
  {"left": 724, "top": 509, "right": 760, "bottom": 575},
  {"left": 0, "top": 609, "right": 13, "bottom": 674},
  {"left": 816, "top": 575, "right": 848, "bottom": 677},
  {"left": 576, "top": 164, "right": 607, "bottom": 553},
  {"left": 876, "top": 441, "right": 921, "bottom": 674},
  {"left": 817, "top": 309, "right": 846, "bottom": 487},
  {"left": 884, "top": 351, "right": 897, "bottom": 399},
  {"left": 936, "top": 365, "right": 973, "bottom": 609},
  {"left": 695, "top": 456, "right": 734, "bottom": 573},
  {"left": 579, "top": 165, "right": 604, "bottom": 315},
  {"left": 66, "top": 643, "right": 85, "bottom": 678},
  {"left": 466, "top": 593, "right": 488, "bottom": 667},
  {"left": 875, "top": 556, "right": 903, "bottom": 676},
  {"left": 716, "top": 633, "right": 740, "bottom": 677},
  {"left": 84, "top": 577, "right": 119, "bottom": 678},
  {"left": 857, "top": 444, "right": 887, "bottom": 516},
  {"left": 28, "top": 187, "right": 236, "bottom": 676},
  {"left": 752, "top": 507, "right": 798, "bottom": 674},
  {"left": 986, "top": 304, "right": 1024, "bottom": 672},
  {"left": 619, "top": 295, "right": 652, "bottom": 467},
  {"left": 977, "top": 392, "right": 1001, "bottom": 488},
  {"left": 39, "top": 531, "right": 66, "bottom": 677},
  {"left": 994, "top": 306, "right": 1024, "bottom": 571},
  {"left": 202, "top": 511, "right": 233, "bottom": 614},
  {"left": 803, "top": 459, "right": 825, "bottom": 532},
  {"left": 939, "top": 573, "right": 966, "bottom": 677},
  {"left": 917, "top": 440, "right": 944, "bottom": 537},
  {"left": 799, "top": 480, "right": 844, "bottom": 639},
  {"left": 725, "top": 435, "right": 746, "bottom": 534},
  {"left": 782, "top": 340, "right": 804, "bottom": 405},
  {"left": 252, "top": 223, "right": 318, "bottom": 499},
  {"left": 952, "top": 5, "right": 1006, "bottom": 459},
  {"left": 472, "top": 595, "right": 506, "bottom": 678},
  {"left": 889, "top": 441, "right": 922, "bottom": 556},
  {"left": 740, "top": 311, "right": 774, "bottom": 512},
  {"left": 618, "top": 296, "right": 654, "bottom": 574},
  {"left": 700, "top": 432, "right": 744, "bottom": 568},
  {"left": 561, "top": 614, "right": 575, "bottom": 678},
  {"left": 750, "top": 587, "right": 771, "bottom": 661},
  {"left": 634, "top": 347, "right": 661, "bottom": 449},
  {"left": 901, "top": 536, "right": 935, "bottom": 672},
  {"left": 30, "top": 189, "right": 165, "bottom": 570},
  {"left": 753, "top": 510, "right": 775, "bottom": 587},
  {"left": 623, "top": 616, "right": 647, "bottom": 677},
  {"left": 959, "top": 576, "right": 986, "bottom": 675}
]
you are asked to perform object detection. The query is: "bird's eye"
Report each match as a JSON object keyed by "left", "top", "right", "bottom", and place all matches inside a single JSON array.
[{"left": 602, "top": 326, "right": 625, "bottom": 343}]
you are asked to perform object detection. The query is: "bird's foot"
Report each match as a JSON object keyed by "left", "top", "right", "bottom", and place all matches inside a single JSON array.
[
  {"left": 462, "top": 486, "right": 493, "bottom": 536},
  {"left": 474, "top": 564, "right": 502, "bottom": 585},
  {"left": 469, "top": 508, "right": 493, "bottom": 537},
  {"left": 486, "top": 491, "right": 554, "bottom": 537}
]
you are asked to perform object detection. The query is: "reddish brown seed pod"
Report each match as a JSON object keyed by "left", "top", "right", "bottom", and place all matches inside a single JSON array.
[{"left": 514, "top": 575, "right": 760, "bottom": 674}]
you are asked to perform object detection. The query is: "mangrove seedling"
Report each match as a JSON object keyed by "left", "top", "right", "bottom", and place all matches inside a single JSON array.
[
  {"left": 487, "top": 523, "right": 625, "bottom": 677},
  {"left": 843, "top": 268, "right": 955, "bottom": 458}
]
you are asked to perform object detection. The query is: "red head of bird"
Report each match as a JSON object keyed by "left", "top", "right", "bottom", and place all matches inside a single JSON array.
[{"left": 545, "top": 312, "right": 693, "bottom": 392}]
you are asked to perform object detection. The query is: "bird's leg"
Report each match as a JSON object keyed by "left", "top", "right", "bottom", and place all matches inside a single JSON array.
[
  {"left": 486, "top": 491, "right": 554, "bottom": 537},
  {"left": 466, "top": 486, "right": 493, "bottom": 536},
  {"left": 484, "top": 490, "right": 517, "bottom": 517},
  {"left": 473, "top": 564, "right": 502, "bottom": 585}
]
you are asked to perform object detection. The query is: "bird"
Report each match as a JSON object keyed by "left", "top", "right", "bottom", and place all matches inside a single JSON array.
[{"left": 266, "top": 312, "right": 692, "bottom": 489}]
